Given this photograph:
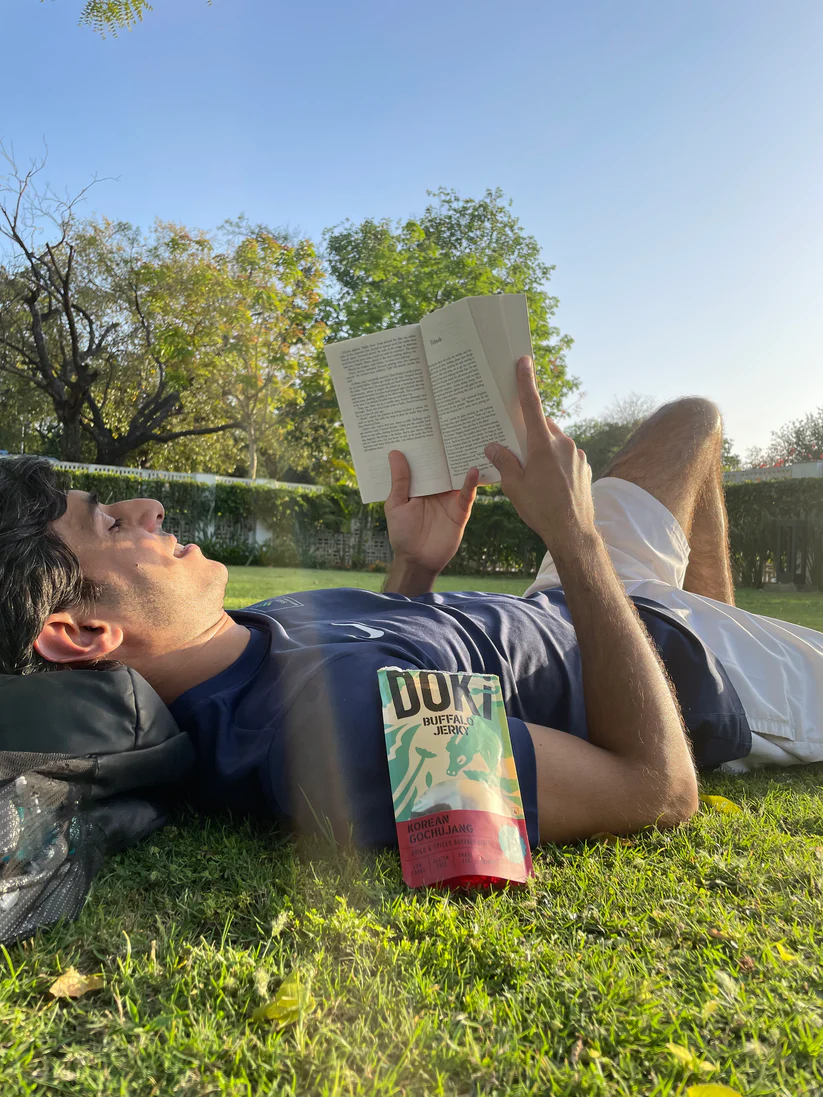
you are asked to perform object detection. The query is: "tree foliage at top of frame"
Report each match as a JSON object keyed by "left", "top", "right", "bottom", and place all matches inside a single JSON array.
[
  {"left": 41, "top": 2, "right": 211, "bottom": 37},
  {"left": 80, "top": 0, "right": 151, "bottom": 34}
]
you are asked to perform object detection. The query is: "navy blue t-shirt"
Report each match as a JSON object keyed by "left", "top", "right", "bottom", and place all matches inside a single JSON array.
[{"left": 169, "top": 587, "right": 751, "bottom": 848}]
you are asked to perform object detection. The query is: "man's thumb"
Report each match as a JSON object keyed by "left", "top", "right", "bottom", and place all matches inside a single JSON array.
[{"left": 484, "top": 443, "right": 522, "bottom": 481}]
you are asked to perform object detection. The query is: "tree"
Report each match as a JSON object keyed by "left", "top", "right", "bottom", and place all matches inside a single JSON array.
[
  {"left": 0, "top": 374, "right": 58, "bottom": 456},
  {"left": 721, "top": 435, "right": 741, "bottom": 471},
  {"left": 763, "top": 408, "right": 823, "bottom": 466},
  {"left": 213, "top": 222, "right": 326, "bottom": 479},
  {"left": 322, "top": 188, "right": 577, "bottom": 416},
  {"left": 0, "top": 151, "right": 241, "bottom": 464},
  {"left": 565, "top": 393, "right": 655, "bottom": 479},
  {"left": 39, "top": 1, "right": 211, "bottom": 36}
]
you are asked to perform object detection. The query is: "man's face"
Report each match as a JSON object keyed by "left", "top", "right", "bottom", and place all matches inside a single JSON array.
[{"left": 51, "top": 490, "right": 228, "bottom": 652}]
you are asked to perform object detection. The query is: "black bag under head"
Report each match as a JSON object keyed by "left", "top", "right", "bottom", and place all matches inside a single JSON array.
[{"left": 0, "top": 666, "right": 195, "bottom": 945}]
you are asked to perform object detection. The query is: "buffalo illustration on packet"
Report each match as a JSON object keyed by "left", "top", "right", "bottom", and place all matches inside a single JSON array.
[{"left": 378, "top": 668, "right": 534, "bottom": 889}]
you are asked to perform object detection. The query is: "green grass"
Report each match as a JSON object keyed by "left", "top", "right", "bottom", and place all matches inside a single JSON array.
[
  {"left": 225, "top": 565, "right": 823, "bottom": 631},
  {"left": 2, "top": 574, "right": 823, "bottom": 1096}
]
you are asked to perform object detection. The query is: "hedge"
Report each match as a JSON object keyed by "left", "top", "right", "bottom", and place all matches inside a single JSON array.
[
  {"left": 57, "top": 467, "right": 823, "bottom": 586},
  {"left": 725, "top": 478, "right": 823, "bottom": 589}
]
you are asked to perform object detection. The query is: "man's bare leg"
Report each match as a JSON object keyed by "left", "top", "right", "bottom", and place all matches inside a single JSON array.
[{"left": 599, "top": 397, "right": 736, "bottom": 605}]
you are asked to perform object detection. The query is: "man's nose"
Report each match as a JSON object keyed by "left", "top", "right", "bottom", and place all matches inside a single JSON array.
[{"left": 110, "top": 498, "right": 165, "bottom": 532}]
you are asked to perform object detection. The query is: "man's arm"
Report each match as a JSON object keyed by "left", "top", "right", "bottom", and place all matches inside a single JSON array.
[{"left": 486, "top": 359, "right": 698, "bottom": 842}]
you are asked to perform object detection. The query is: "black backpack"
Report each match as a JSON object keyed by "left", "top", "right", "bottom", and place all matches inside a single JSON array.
[{"left": 0, "top": 666, "right": 194, "bottom": 945}]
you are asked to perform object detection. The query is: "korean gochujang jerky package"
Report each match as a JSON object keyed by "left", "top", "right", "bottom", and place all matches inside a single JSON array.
[{"left": 378, "top": 668, "right": 534, "bottom": 889}]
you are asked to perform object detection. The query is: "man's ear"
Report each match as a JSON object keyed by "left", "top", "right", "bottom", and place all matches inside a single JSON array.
[{"left": 34, "top": 613, "right": 124, "bottom": 666}]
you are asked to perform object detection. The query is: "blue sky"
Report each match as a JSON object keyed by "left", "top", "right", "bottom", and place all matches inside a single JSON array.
[{"left": 3, "top": 0, "right": 821, "bottom": 456}]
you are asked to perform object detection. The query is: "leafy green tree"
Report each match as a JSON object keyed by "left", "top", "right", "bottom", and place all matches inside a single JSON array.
[
  {"left": 721, "top": 435, "right": 741, "bottom": 471},
  {"left": 322, "top": 188, "right": 577, "bottom": 416},
  {"left": 0, "top": 374, "right": 58, "bottom": 456},
  {"left": 0, "top": 152, "right": 240, "bottom": 463},
  {"left": 565, "top": 394, "right": 655, "bottom": 479},
  {"left": 212, "top": 222, "right": 327, "bottom": 479},
  {"left": 764, "top": 408, "right": 823, "bottom": 466},
  {"left": 39, "top": 1, "right": 211, "bottom": 36},
  {"left": 565, "top": 417, "right": 637, "bottom": 480}
]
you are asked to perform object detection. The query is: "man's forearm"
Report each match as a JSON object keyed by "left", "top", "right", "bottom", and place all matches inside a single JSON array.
[
  {"left": 383, "top": 557, "right": 438, "bottom": 597},
  {"left": 551, "top": 529, "right": 696, "bottom": 810}
]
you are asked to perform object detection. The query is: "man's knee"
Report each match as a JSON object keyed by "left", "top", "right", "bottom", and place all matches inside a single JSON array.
[{"left": 654, "top": 397, "right": 723, "bottom": 440}]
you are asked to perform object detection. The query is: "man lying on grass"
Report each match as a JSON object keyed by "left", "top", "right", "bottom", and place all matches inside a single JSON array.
[{"left": 1, "top": 359, "right": 821, "bottom": 850}]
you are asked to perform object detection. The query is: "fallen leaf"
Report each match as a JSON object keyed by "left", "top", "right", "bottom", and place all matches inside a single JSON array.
[
  {"left": 738, "top": 954, "right": 756, "bottom": 973},
  {"left": 48, "top": 968, "right": 104, "bottom": 1000},
  {"left": 699, "top": 795, "right": 743, "bottom": 815},
  {"left": 568, "top": 1036, "right": 584, "bottom": 1066},
  {"left": 590, "top": 832, "right": 634, "bottom": 846},
  {"left": 709, "top": 928, "right": 734, "bottom": 942},
  {"left": 775, "top": 941, "right": 798, "bottom": 962},
  {"left": 251, "top": 972, "right": 316, "bottom": 1027},
  {"left": 666, "top": 1043, "right": 716, "bottom": 1073},
  {"left": 686, "top": 1086, "right": 744, "bottom": 1097},
  {"left": 667, "top": 1042, "right": 696, "bottom": 1065}
]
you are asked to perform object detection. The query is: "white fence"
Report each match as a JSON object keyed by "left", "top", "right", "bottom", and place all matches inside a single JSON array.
[{"left": 723, "top": 461, "right": 823, "bottom": 484}]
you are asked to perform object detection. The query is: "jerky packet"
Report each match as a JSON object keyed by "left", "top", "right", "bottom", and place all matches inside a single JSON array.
[{"left": 378, "top": 668, "right": 534, "bottom": 890}]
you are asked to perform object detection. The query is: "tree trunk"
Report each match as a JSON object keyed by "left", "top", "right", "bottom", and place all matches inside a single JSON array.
[
  {"left": 59, "top": 417, "right": 84, "bottom": 462},
  {"left": 248, "top": 428, "right": 258, "bottom": 480}
]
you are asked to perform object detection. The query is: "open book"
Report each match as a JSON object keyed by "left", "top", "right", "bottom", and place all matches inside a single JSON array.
[{"left": 325, "top": 294, "right": 533, "bottom": 504}]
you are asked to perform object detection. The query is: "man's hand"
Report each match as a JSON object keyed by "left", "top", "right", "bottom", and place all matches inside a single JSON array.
[
  {"left": 485, "top": 357, "right": 594, "bottom": 558},
  {"left": 483, "top": 360, "right": 697, "bottom": 842},
  {"left": 383, "top": 451, "right": 479, "bottom": 596}
]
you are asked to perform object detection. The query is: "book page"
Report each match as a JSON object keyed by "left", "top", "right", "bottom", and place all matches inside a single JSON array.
[
  {"left": 467, "top": 294, "right": 533, "bottom": 460},
  {"left": 420, "top": 299, "right": 523, "bottom": 489},
  {"left": 325, "top": 326, "right": 451, "bottom": 504}
]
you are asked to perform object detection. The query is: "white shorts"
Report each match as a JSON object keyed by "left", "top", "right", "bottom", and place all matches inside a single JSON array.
[{"left": 524, "top": 477, "right": 823, "bottom": 772}]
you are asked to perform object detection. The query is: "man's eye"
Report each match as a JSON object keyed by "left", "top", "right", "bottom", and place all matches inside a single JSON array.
[{"left": 109, "top": 518, "right": 124, "bottom": 532}]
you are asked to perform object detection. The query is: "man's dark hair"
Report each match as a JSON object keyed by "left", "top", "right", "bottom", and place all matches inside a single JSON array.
[{"left": 0, "top": 456, "right": 99, "bottom": 675}]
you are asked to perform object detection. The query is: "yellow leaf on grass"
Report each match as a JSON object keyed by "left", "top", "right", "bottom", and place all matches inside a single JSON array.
[
  {"left": 775, "top": 941, "right": 798, "bottom": 962},
  {"left": 590, "top": 832, "right": 635, "bottom": 846},
  {"left": 666, "top": 1043, "right": 716, "bottom": 1073},
  {"left": 699, "top": 795, "right": 742, "bottom": 815},
  {"left": 251, "top": 972, "right": 316, "bottom": 1027},
  {"left": 48, "top": 968, "right": 104, "bottom": 999},
  {"left": 686, "top": 1086, "right": 744, "bottom": 1097},
  {"left": 667, "top": 1043, "right": 696, "bottom": 1065}
]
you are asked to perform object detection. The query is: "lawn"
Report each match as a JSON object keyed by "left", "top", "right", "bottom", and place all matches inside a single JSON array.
[
  {"left": 223, "top": 565, "right": 823, "bottom": 631},
  {"left": 2, "top": 573, "right": 823, "bottom": 1096}
]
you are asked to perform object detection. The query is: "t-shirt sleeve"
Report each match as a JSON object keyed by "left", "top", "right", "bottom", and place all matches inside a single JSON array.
[{"left": 264, "top": 653, "right": 541, "bottom": 850}]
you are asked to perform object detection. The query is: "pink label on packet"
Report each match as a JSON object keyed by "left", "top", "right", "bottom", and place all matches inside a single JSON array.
[{"left": 378, "top": 668, "right": 534, "bottom": 890}]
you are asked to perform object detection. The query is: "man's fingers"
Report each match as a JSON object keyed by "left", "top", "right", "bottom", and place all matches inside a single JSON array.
[
  {"left": 485, "top": 443, "right": 522, "bottom": 481},
  {"left": 387, "top": 450, "right": 411, "bottom": 505},
  {"left": 458, "top": 466, "right": 480, "bottom": 508},
  {"left": 516, "top": 356, "right": 549, "bottom": 441}
]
